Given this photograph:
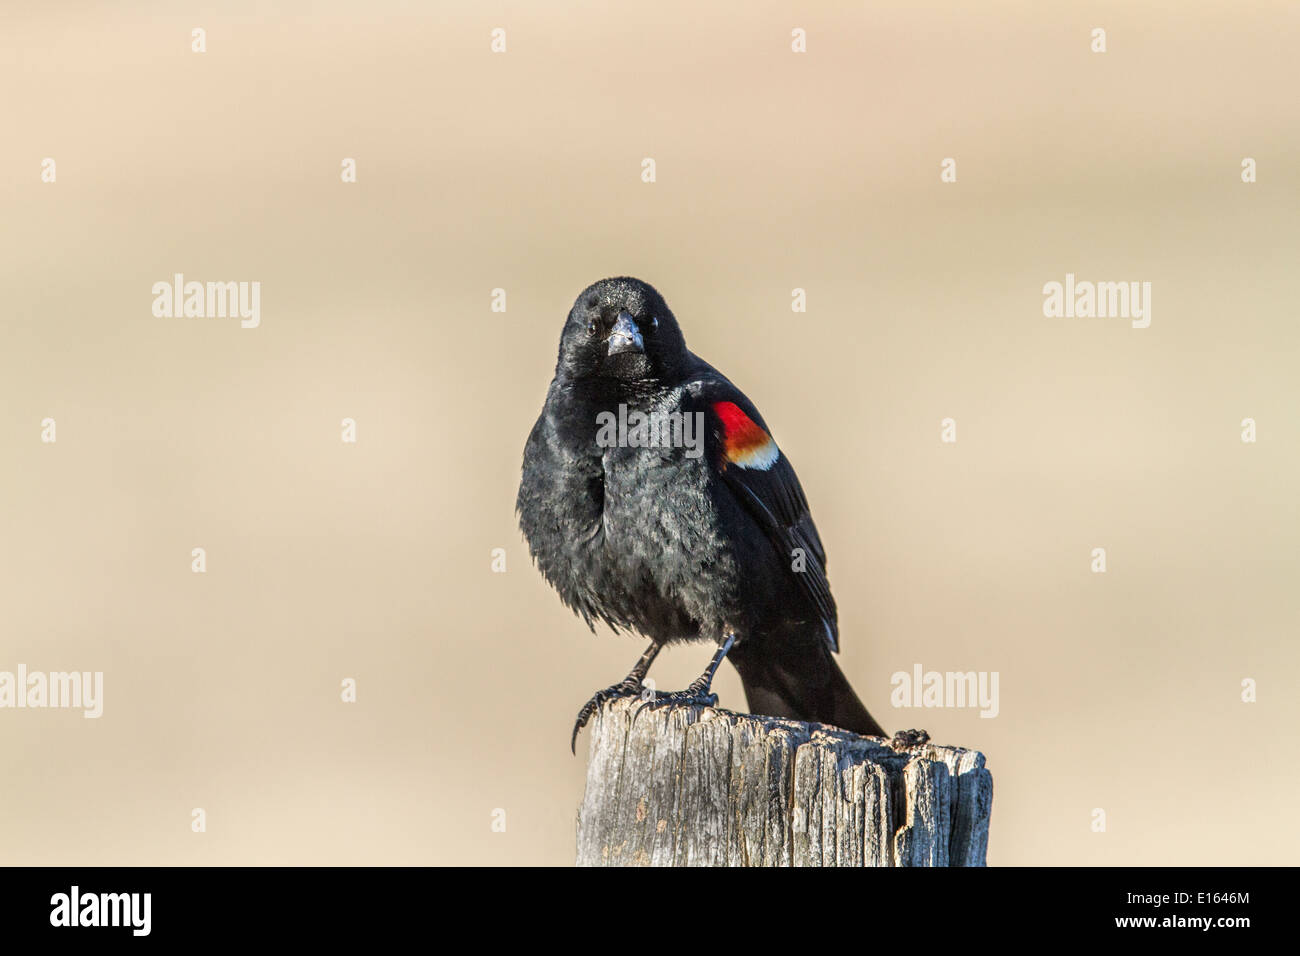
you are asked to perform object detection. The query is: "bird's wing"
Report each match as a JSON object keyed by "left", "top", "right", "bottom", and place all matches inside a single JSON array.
[{"left": 688, "top": 378, "right": 840, "bottom": 652}]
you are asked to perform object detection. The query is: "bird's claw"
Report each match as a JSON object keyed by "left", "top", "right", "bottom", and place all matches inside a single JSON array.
[
  {"left": 633, "top": 683, "right": 718, "bottom": 721},
  {"left": 571, "top": 678, "right": 647, "bottom": 753}
]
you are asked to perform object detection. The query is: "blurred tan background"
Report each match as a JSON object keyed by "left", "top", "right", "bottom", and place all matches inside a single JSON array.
[{"left": 2, "top": 1, "right": 1297, "bottom": 865}]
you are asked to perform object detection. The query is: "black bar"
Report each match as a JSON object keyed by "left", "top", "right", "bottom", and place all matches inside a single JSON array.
[{"left": 0, "top": 866, "right": 1276, "bottom": 942}]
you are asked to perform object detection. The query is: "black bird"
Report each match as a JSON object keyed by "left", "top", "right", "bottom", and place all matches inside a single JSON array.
[{"left": 517, "top": 277, "right": 887, "bottom": 751}]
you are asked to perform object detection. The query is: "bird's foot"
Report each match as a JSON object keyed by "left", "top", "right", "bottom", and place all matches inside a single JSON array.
[
  {"left": 571, "top": 678, "right": 649, "bottom": 753},
  {"left": 634, "top": 677, "right": 719, "bottom": 719}
]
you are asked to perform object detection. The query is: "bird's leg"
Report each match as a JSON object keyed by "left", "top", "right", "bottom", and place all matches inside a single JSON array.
[
  {"left": 637, "top": 633, "right": 736, "bottom": 716},
  {"left": 571, "top": 641, "right": 662, "bottom": 753}
]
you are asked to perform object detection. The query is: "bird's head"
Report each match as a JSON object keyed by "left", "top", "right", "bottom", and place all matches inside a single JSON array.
[{"left": 555, "top": 277, "right": 688, "bottom": 385}]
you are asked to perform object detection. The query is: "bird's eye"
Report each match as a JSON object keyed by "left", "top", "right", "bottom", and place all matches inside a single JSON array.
[
  {"left": 586, "top": 320, "right": 598, "bottom": 335},
  {"left": 650, "top": 316, "right": 659, "bottom": 330}
]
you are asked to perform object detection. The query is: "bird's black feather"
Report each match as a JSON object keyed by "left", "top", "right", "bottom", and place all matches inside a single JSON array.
[{"left": 517, "top": 277, "right": 884, "bottom": 738}]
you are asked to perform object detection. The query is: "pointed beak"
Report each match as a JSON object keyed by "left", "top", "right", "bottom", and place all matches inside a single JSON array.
[{"left": 607, "top": 311, "right": 644, "bottom": 356}]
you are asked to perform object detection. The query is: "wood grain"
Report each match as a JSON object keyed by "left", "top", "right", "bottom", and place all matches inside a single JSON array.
[{"left": 576, "top": 696, "right": 992, "bottom": 867}]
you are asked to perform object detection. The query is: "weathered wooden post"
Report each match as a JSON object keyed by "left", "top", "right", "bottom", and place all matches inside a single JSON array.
[{"left": 576, "top": 696, "right": 992, "bottom": 866}]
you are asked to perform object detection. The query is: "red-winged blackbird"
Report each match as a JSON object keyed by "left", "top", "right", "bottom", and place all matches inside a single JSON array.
[{"left": 517, "top": 277, "right": 886, "bottom": 751}]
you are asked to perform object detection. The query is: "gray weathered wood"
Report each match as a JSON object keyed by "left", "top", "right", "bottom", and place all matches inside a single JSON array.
[{"left": 575, "top": 696, "right": 992, "bottom": 867}]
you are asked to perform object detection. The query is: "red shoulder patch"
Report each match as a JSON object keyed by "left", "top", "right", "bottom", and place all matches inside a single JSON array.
[{"left": 713, "top": 401, "right": 779, "bottom": 470}]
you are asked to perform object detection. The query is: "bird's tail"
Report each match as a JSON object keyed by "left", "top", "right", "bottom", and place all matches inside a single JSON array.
[{"left": 728, "top": 630, "right": 886, "bottom": 738}]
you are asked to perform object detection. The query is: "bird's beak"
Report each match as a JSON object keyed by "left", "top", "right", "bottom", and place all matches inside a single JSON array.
[{"left": 607, "top": 311, "right": 645, "bottom": 356}]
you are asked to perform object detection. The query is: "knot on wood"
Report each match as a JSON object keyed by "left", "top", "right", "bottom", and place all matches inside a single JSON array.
[{"left": 576, "top": 696, "right": 992, "bottom": 866}]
